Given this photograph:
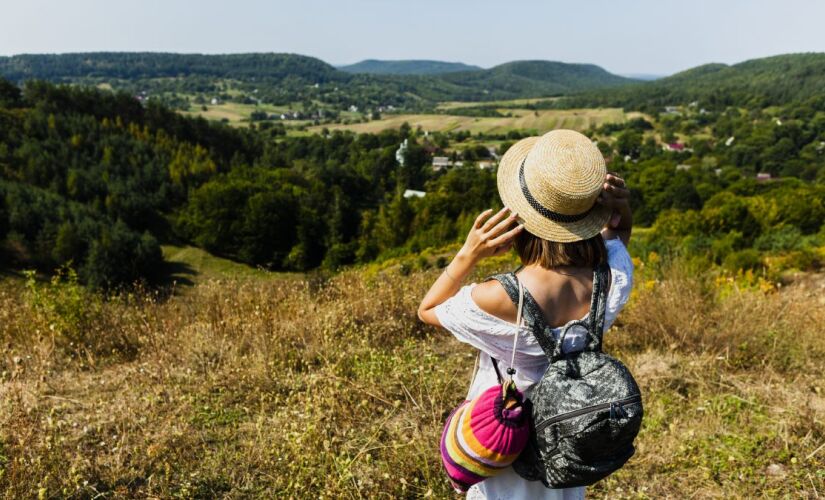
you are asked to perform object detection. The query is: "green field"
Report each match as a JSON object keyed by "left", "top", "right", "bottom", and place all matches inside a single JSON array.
[
  {"left": 161, "top": 245, "right": 296, "bottom": 286},
  {"left": 178, "top": 101, "right": 294, "bottom": 126},
  {"left": 436, "top": 97, "right": 561, "bottom": 109},
  {"left": 311, "top": 108, "right": 641, "bottom": 135}
]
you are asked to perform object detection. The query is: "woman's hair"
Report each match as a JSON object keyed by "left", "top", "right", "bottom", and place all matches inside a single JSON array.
[{"left": 513, "top": 230, "right": 607, "bottom": 269}]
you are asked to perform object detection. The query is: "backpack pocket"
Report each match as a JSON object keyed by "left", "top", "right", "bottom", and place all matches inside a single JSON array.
[{"left": 534, "top": 394, "right": 642, "bottom": 461}]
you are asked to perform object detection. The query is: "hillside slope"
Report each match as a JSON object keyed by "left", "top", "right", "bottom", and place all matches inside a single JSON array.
[
  {"left": 442, "top": 60, "right": 635, "bottom": 97},
  {"left": 560, "top": 52, "right": 825, "bottom": 110},
  {"left": 2, "top": 257, "right": 823, "bottom": 497}
]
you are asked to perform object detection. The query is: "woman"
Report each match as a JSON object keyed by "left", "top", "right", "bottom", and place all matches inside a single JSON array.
[{"left": 418, "top": 130, "right": 634, "bottom": 499}]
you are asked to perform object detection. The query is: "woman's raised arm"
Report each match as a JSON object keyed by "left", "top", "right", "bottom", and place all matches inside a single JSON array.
[{"left": 417, "top": 207, "right": 523, "bottom": 327}]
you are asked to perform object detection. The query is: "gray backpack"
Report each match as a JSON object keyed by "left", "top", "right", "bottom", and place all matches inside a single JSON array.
[{"left": 487, "top": 262, "right": 643, "bottom": 488}]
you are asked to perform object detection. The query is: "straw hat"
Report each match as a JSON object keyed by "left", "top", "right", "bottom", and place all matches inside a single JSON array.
[{"left": 497, "top": 129, "right": 611, "bottom": 242}]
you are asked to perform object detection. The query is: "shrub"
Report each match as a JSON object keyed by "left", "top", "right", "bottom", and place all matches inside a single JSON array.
[
  {"left": 754, "top": 224, "right": 803, "bottom": 252},
  {"left": 723, "top": 248, "right": 764, "bottom": 271}
]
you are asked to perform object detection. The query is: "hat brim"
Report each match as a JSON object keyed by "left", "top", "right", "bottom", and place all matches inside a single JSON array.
[{"left": 497, "top": 136, "right": 612, "bottom": 243}]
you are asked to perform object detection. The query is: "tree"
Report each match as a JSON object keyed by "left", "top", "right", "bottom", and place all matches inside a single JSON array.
[
  {"left": 0, "top": 190, "right": 7, "bottom": 242},
  {"left": 616, "top": 130, "right": 643, "bottom": 157},
  {"left": 0, "top": 78, "right": 21, "bottom": 108},
  {"left": 80, "top": 222, "right": 162, "bottom": 289}
]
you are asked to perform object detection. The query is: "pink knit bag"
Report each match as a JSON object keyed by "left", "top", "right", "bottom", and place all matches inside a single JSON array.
[{"left": 439, "top": 280, "right": 531, "bottom": 492}]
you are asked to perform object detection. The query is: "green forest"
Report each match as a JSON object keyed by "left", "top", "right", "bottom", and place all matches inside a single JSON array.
[{"left": 1, "top": 52, "right": 824, "bottom": 289}]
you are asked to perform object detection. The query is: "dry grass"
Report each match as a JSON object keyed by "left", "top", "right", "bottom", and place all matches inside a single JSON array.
[
  {"left": 1, "top": 259, "right": 824, "bottom": 498},
  {"left": 310, "top": 108, "right": 636, "bottom": 135}
]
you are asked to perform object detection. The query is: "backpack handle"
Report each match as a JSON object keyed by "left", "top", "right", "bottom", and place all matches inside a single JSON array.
[{"left": 550, "top": 262, "right": 610, "bottom": 362}]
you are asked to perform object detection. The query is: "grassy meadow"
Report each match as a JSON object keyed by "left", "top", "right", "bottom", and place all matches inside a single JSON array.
[
  {"left": 310, "top": 108, "right": 639, "bottom": 135},
  {"left": 1, "top": 249, "right": 824, "bottom": 498}
]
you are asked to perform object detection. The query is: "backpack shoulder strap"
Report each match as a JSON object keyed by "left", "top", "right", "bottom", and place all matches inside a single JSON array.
[
  {"left": 483, "top": 272, "right": 557, "bottom": 358},
  {"left": 584, "top": 261, "right": 610, "bottom": 352}
]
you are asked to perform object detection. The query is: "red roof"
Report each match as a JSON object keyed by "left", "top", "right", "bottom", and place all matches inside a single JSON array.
[{"left": 668, "top": 143, "right": 685, "bottom": 151}]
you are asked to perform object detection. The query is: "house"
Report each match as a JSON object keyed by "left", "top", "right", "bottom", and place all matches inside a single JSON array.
[
  {"left": 714, "top": 168, "right": 723, "bottom": 176},
  {"left": 210, "top": 97, "right": 220, "bottom": 105},
  {"left": 348, "top": 105, "right": 359, "bottom": 113},
  {"left": 756, "top": 172, "right": 772, "bottom": 182},
  {"left": 487, "top": 147, "right": 500, "bottom": 159},
  {"left": 663, "top": 106, "right": 681, "bottom": 115},
  {"left": 664, "top": 142, "right": 685, "bottom": 152},
  {"left": 477, "top": 161, "right": 495, "bottom": 170},
  {"left": 403, "top": 189, "right": 426, "bottom": 199},
  {"left": 725, "top": 136, "right": 735, "bottom": 147},
  {"left": 676, "top": 164, "right": 692, "bottom": 171},
  {"left": 432, "top": 156, "right": 451, "bottom": 171}
]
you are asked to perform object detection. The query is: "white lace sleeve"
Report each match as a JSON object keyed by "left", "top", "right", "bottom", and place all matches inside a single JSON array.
[
  {"left": 603, "top": 237, "right": 634, "bottom": 330},
  {"left": 433, "top": 285, "right": 544, "bottom": 365}
]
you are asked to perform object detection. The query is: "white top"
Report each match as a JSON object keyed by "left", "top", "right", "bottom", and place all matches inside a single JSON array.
[{"left": 434, "top": 237, "right": 634, "bottom": 500}]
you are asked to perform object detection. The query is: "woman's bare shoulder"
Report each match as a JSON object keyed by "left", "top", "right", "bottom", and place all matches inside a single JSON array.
[{"left": 470, "top": 280, "right": 517, "bottom": 323}]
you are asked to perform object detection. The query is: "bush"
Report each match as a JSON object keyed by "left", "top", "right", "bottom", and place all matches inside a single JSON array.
[
  {"left": 754, "top": 224, "right": 803, "bottom": 252},
  {"left": 723, "top": 249, "right": 764, "bottom": 271},
  {"left": 80, "top": 221, "right": 163, "bottom": 290}
]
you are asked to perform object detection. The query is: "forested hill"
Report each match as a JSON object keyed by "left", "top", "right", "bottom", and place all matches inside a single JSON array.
[
  {"left": 0, "top": 52, "right": 341, "bottom": 82},
  {"left": 442, "top": 60, "right": 632, "bottom": 97},
  {"left": 338, "top": 59, "right": 482, "bottom": 75},
  {"left": 0, "top": 52, "right": 635, "bottom": 108},
  {"left": 557, "top": 52, "right": 825, "bottom": 111}
]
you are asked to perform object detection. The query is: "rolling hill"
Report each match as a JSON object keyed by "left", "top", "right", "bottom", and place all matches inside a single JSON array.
[
  {"left": 0, "top": 52, "right": 341, "bottom": 83},
  {"left": 558, "top": 52, "right": 825, "bottom": 110},
  {"left": 0, "top": 52, "right": 635, "bottom": 108},
  {"left": 442, "top": 60, "right": 634, "bottom": 97},
  {"left": 338, "top": 59, "right": 482, "bottom": 75}
]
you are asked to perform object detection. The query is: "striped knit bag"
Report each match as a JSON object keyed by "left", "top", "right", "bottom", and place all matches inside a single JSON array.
[{"left": 439, "top": 279, "right": 531, "bottom": 492}]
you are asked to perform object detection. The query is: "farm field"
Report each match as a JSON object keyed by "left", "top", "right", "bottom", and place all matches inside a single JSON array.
[
  {"left": 178, "top": 102, "right": 295, "bottom": 126},
  {"left": 311, "top": 108, "right": 641, "bottom": 135},
  {"left": 436, "top": 97, "right": 560, "bottom": 109}
]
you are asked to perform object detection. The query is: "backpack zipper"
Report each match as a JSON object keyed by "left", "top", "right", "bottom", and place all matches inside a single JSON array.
[{"left": 534, "top": 394, "right": 642, "bottom": 433}]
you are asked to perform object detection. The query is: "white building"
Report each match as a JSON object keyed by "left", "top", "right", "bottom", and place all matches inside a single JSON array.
[
  {"left": 395, "top": 139, "right": 409, "bottom": 167},
  {"left": 432, "top": 156, "right": 451, "bottom": 171},
  {"left": 403, "top": 189, "right": 426, "bottom": 199}
]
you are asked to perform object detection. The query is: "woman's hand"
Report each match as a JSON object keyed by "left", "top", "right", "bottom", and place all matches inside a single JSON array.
[
  {"left": 596, "top": 172, "right": 633, "bottom": 245},
  {"left": 459, "top": 207, "right": 524, "bottom": 262},
  {"left": 417, "top": 207, "right": 523, "bottom": 327}
]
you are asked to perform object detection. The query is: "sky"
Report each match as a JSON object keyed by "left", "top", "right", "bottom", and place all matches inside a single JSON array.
[{"left": 1, "top": 0, "right": 824, "bottom": 76}]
